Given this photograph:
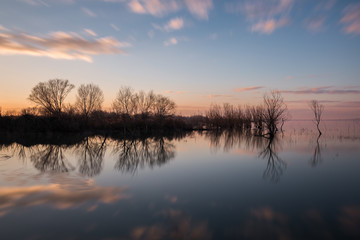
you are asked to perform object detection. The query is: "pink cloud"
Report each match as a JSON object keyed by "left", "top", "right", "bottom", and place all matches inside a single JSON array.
[
  {"left": 165, "top": 90, "right": 187, "bottom": 95},
  {"left": 341, "top": 3, "right": 360, "bottom": 34},
  {"left": 251, "top": 17, "right": 289, "bottom": 34},
  {"left": 234, "top": 86, "right": 263, "bottom": 92},
  {"left": 226, "top": 0, "right": 293, "bottom": 34},
  {"left": 184, "top": 0, "right": 213, "bottom": 20},
  {"left": 128, "top": 0, "right": 180, "bottom": 17},
  {"left": 279, "top": 86, "right": 360, "bottom": 95},
  {"left": 0, "top": 28, "right": 130, "bottom": 62},
  {"left": 304, "top": 16, "right": 326, "bottom": 32}
]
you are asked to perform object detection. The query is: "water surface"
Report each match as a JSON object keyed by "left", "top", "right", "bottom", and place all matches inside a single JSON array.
[{"left": 0, "top": 120, "right": 359, "bottom": 239}]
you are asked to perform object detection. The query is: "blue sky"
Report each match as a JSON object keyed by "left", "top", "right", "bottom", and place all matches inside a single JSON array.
[{"left": 0, "top": 0, "right": 359, "bottom": 118}]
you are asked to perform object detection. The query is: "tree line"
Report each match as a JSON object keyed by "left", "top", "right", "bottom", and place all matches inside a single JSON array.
[
  {"left": 26, "top": 79, "right": 175, "bottom": 118},
  {"left": 0, "top": 78, "right": 324, "bottom": 137}
]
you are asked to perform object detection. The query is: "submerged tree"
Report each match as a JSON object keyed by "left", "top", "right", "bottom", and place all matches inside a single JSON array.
[
  {"left": 262, "top": 91, "right": 287, "bottom": 138},
  {"left": 309, "top": 100, "right": 324, "bottom": 136},
  {"left": 28, "top": 79, "right": 75, "bottom": 116},
  {"left": 75, "top": 84, "right": 104, "bottom": 117}
]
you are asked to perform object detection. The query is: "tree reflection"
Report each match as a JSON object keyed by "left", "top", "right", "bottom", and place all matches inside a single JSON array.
[
  {"left": 113, "top": 137, "right": 175, "bottom": 174},
  {"left": 309, "top": 136, "right": 322, "bottom": 167},
  {"left": 259, "top": 137, "right": 286, "bottom": 183},
  {"left": 30, "top": 145, "right": 75, "bottom": 173},
  {"left": 74, "top": 136, "right": 107, "bottom": 177},
  {"left": 204, "top": 129, "right": 267, "bottom": 153}
]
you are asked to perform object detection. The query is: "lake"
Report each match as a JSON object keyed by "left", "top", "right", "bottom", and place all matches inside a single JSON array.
[{"left": 0, "top": 120, "right": 359, "bottom": 240}]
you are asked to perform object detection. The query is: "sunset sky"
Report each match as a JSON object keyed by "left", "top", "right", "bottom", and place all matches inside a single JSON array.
[{"left": 1, "top": 0, "right": 359, "bottom": 119}]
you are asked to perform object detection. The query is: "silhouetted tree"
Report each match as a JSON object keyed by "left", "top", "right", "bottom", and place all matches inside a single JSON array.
[
  {"left": 153, "top": 94, "right": 176, "bottom": 117},
  {"left": 75, "top": 84, "right": 104, "bottom": 117},
  {"left": 28, "top": 79, "right": 75, "bottom": 116},
  {"left": 112, "top": 86, "right": 136, "bottom": 115},
  {"left": 262, "top": 91, "right": 287, "bottom": 138},
  {"left": 309, "top": 100, "right": 324, "bottom": 136}
]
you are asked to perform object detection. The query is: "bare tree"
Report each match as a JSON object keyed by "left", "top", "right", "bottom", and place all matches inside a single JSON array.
[
  {"left": 262, "top": 91, "right": 287, "bottom": 138},
  {"left": 28, "top": 79, "right": 74, "bottom": 116},
  {"left": 112, "top": 86, "right": 136, "bottom": 115},
  {"left": 153, "top": 94, "right": 176, "bottom": 117},
  {"left": 309, "top": 100, "right": 324, "bottom": 136},
  {"left": 135, "top": 90, "right": 156, "bottom": 115},
  {"left": 75, "top": 84, "right": 104, "bottom": 117}
]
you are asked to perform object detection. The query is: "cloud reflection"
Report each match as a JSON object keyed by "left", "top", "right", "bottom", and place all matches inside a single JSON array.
[{"left": 0, "top": 179, "right": 128, "bottom": 217}]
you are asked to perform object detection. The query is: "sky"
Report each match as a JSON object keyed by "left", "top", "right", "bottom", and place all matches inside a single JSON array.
[{"left": 0, "top": 0, "right": 359, "bottom": 119}]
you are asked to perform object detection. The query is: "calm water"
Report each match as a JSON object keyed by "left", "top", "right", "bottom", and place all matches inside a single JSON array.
[{"left": 0, "top": 121, "right": 359, "bottom": 240}]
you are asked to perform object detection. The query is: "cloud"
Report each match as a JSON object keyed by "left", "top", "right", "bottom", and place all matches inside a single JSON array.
[
  {"left": 163, "top": 36, "right": 188, "bottom": 46},
  {"left": 184, "top": 0, "right": 213, "bottom": 20},
  {"left": 279, "top": 86, "right": 360, "bottom": 95},
  {"left": 126, "top": 0, "right": 212, "bottom": 20},
  {"left": 304, "top": 16, "right": 326, "bottom": 32},
  {"left": 164, "top": 37, "right": 178, "bottom": 46},
  {"left": 0, "top": 28, "right": 131, "bottom": 62},
  {"left": 165, "top": 90, "right": 187, "bottom": 95},
  {"left": 84, "top": 28, "right": 97, "bottom": 36},
  {"left": 234, "top": 86, "right": 263, "bottom": 92},
  {"left": 82, "top": 7, "right": 97, "bottom": 17},
  {"left": 209, "top": 33, "right": 217, "bottom": 40},
  {"left": 164, "top": 17, "right": 184, "bottom": 31},
  {"left": 110, "top": 23, "right": 120, "bottom": 31},
  {"left": 20, "top": 0, "right": 49, "bottom": 6},
  {"left": 341, "top": 3, "right": 360, "bottom": 35},
  {"left": 227, "top": 0, "right": 293, "bottom": 34},
  {"left": 128, "top": 0, "right": 180, "bottom": 17},
  {"left": 154, "top": 17, "right": 184, "bottom": 32},
  {"left": 251, "top": 18, "right": 289, "bottom": 34}
]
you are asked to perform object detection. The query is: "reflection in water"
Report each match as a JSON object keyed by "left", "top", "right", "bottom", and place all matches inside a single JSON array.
[
  {"left": 74, "top": 136, "right": 107, "bottom": 177},
  {"left": 204, "top": 130, "right": 266, "bottom": 153},
  {"left": 339, "top": 205, "right": 360, "bottom": 237},
  {"left": 130, "top": 209, "right": 212, "bottom": 240},
  {"left": 0, "top": 135, "right": 178, "bottom": 176},
  {"left": 242, "top": 207, "right": 291, "bottom": 240},
  {"left": 204, "top": 130, "right": 286, "bottom": 182},
  {"left": 309, "top": 136, "right": 322, "bottom": 167},
  {"left": 259, "top": 137, "right": 286, "bottom": 183},
  {"left": 113, "top": 137, "right": 175, "bottom": 174},
  {"left": 0, "top": 175, "right": 128, "bottom": 217},
  {"left": 31, "top": 145, "right": 75, "bottom": 173}
]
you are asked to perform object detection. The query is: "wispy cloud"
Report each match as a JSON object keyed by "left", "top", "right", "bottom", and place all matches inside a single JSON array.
[
  {"left": 154, "top": 17, "right": 184, "bottom": 32},
  {"left": 163, "top": 36, "right": 188, "bottom": 46},
  {"left": 110, "top": 23, "right": 120, "bottom": 31},
  {"left": 82, "top": 7, "right": 97, "bottom": 17},
  {"left": 304, "top": 16, "right": 326, "bottom": 32},
  {"left": 128, "top": 0, "right": 180, "bottom": 17},
  {"left": 227, "top": 0, "right": 293, "bottom": 34},
  {"left": 279, "top": 86, "right": 360, "bottom": 95},
  {"left": 127, "top": 0, "right": 212, "bottom": 20},
  {"left": 165, "top": 90, "right": 187, "bottom": 94},
  {"left": 164, "top": 17, "right": 184, "bottom": 31},
  {"left": 234, "top": 86, "right": 263, "bottom": 92},
  {"left": 251, "top": 18, "right": 289, "bottom": 34},
  {"left": 20, "top": 0, "right": 49, "bottom": 6},
  {"left": 341, "top": 3, "right": 360, "bottom": 35},
  {"left": 164, "top": 37, "right": 178, "bottom": 46},
  {"left": 0, "top": 28, "right": 130, "bottom": 62},
  {"left": 205, "top": 94, "right": 233, "bottom": 99},
  {"left": 184, "top": 0, "right": 213, "bottom": 20},
  {"left": 84, "top": 28, "right": 97, "bottom": 37}
]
